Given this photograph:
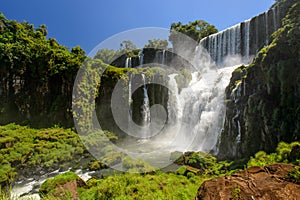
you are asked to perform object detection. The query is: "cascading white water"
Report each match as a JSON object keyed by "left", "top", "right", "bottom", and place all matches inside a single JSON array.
[
  {"left": 200, "top": 24, "right": 241, "bottom": 65},
  {"left": 167, "top": 74, "right": 182, "bottom": 124},
  {"left": 200, "top": 4, "right": 281, "bottom": 66},
  {"left": 125, "top": 57, "right": 132, "bottom": 68},
  {"left": 162, "top": 50, "right": 166, "bottom": 65},
  {"left": 128, "top": 74, "right": 133, "bottom": 131},
  {"left": 154, "top": 50, "right": 167, "bottom": 65},
  {"left": 244, "top": 19, "right": 250, "bottom": 62},
  {"left": 166, "top": 64, "right": 236, "bottom": 152},
  {"left": 139, "top": 53, "right": 144, "bottom": 67},
  {"left": 11, "top": 169, "right": 93, "bottom": 200},
  {"left": 141, "top": 74, "right": 151, "bottom": 138},
  {"left": 265, "top": 11, "right": 269, "bottom": 45}
]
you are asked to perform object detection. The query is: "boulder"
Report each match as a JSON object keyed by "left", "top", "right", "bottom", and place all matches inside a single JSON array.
[
  {"left": 54, "top": 179, "right": 85, "bottom": 200},
  {"left": 195, "top": 163, "right": 300, "bottom": 200},
  {"left": 39, "top": 171, "right": 86, "bottom": 199}
]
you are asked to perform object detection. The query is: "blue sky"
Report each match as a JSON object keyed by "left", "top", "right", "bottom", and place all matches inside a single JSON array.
[{"left": 0, "top": 0, "right": 275, "bottom": 53}]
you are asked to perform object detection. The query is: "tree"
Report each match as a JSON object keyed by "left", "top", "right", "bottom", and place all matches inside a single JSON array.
[
  {"left": 36, "top": 24, "right": 48, "bottom": 36},
  {"left": 169, "top": 20, "right": 218, "bottom": 46},
  {"left": 144, "top": 39, "right": 169, "bottom": 49},
  {"left": 0, "top": 13, "right": 85, "bottom": 127},
  {"left": 94, "top": 49, "right": 117, "bottom": 64},
  {"left": 118, "top": 40, "right": 140, "bottom": 57},
  {"left": 119, "top": 40, "right": 137, "bottom": 52}
]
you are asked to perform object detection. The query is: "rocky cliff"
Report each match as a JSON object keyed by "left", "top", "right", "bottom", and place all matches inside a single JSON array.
[{"left": 218, "top": 1, "right": 300, "bottom": 160}]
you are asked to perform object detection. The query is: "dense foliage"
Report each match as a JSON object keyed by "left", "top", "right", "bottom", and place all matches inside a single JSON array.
[
  {"left": 39, "top": 171, "right": 206, "bottom": 200},
  {"left": 0, "top": 124, "right": 86, "bottom": 188},
  {"left": 143, "top": 39, "right": 169, "bottom": 50},
  {"left": 247, "top": 141, "right": 300, "bottom": 167},
  {"left": 169, "top": 20, "right": 217, "bottom": 48},
  {"left": 94, "top": 40, "right": 140, "bottom": 65},
  {"left": 0, "top": 13, "right": 86, "bottom": 127}
]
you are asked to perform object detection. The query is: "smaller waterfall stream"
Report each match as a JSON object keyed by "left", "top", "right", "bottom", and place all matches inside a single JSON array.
[
  {"left": 162, "top": 50, "right": 166, "bottom": 65},
  {"left": 128, "top": 74, "right": 133, "bottom": 132},
  {"left": 265, "top": 11, "right": 269, "bottom": 45},
  {"left": 125, "top": 57, "right": 132, "bottom": 68},
  {"left": 244, "top": 19, "right": 251, "bottom": 62},
  {"left": 141, "top": 74, "right": 151, "bottom": 139},
  {"left": 139, "top": 53, "right": 144, "bottom": 67}
]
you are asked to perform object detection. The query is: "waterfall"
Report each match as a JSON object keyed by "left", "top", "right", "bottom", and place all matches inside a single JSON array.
[
  {"left": 244, "top": 19, "right": 250, "bottom": 62},
  {"left": 200, "top": 24, "right": 241, "bottom": 65},
  {"left": 154, "top": 50, "right": 167, "bottom": 65},
  {"left": 167, "top": 74, "right": 182, "bottom": 124},
  {"left": 125, "top": 57, "right": 132, "bottom": 68},
  {"left": 265, "top": 11, "right": 269, "bottom": 45},
  {"left": 128, "top": 74, "right": 133, "bottom": 131},
  {"left": 200, "top": 4, "right": 282, "bottom": 65},
  {"left": 272, "top": 7, "right": 278, "bottom": 31},
  {"left": 141, "top": 74, "right": 151, "bottom": 138},
  {"left": 162, "top": 50, "right": 166, "bottom": 65},
  {"left": 166, "top": 65, "right": 237, "bottom": 152},
  {"left": 139, "top": 53, "right": 144, "bottom": 67}
]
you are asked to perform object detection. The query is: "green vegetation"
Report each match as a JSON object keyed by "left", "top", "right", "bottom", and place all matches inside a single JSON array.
[
  {"left": 144, "top": 39, "right": 169, "bottom": 49},
  {"left": 0, "top": 13, "right": 85, "bottom": 127},
  {"left": 174, "top": 68, "right": 192, "bottom": 92},
  {"left": 39, "top": 171, "right": 84, "bottom": 198},
  {"left": 40, "top": 171, "right": 206, "bottom": 200},
  {"left": 94, "top": 40, "right": 140, "bottom": 65},
  {"left": 0, "top": 125, "right": 298, "bottom": 200},
  {"left": 232, "top": 184, "right": 241, "bottom": 200},
  {"left": 226, "top": 65, "right": 247, "bottom": 92},
  {"left": 0, "top": 1, "right": 299, "bottom": 199},
  {"left": 169, "top": 20, "right": 217, "bottom": 49},
  {"left": 173, "top": 151, "right": 237, "bottom": 177},
  {"left": 94, "top": 49, "right": 118, "bottom": 65},
  {"left": 247, "top": 141, "right": 300, "bottom": 167},
  {"left": 0, "top": 124, "right": 87, "bottom": 188},
  {"left": 286, "top": 168, "right": 300, "bottom": 183},
  {"left": 37, "top": 141, "right": 300, "bottom": 199}
]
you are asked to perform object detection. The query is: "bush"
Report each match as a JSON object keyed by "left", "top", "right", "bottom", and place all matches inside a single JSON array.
[{"left": 247, "top": 141, "right": 300, "bottom": 167}]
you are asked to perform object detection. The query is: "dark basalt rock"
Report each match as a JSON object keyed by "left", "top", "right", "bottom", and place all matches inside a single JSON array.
[{"left": 217, "top": 1, "right": 300, "bottom": 160}]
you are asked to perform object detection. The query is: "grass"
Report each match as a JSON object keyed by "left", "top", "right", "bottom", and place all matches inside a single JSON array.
[{"left": 79, "top": 171, "right": 206, "bottom": 200}]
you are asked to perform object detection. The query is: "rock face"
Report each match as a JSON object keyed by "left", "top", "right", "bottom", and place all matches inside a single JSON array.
[
  {"left": 195, "top": 163, "right": 300, "bottom": 200},
  {"left": 217, "top": 1, "right": 300, "bottom": 160}
]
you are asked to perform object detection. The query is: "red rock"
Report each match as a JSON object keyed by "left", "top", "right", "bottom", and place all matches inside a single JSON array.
[{"left": 195, "top": 163, "right": 300, "bottom": 200}]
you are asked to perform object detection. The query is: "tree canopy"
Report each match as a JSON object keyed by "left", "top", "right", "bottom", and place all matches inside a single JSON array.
[
  {"left": 169, "top": 20, "right": 218, "bottom": 45},
  {"left": 94, "top": 48, "right": 117, "bottom": 64},
  {"left": 144, "top": 39, "right": 169, "bottom": 49},
  {"left": 0, "top": 12, "right": 85, "bottom": 127}
]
